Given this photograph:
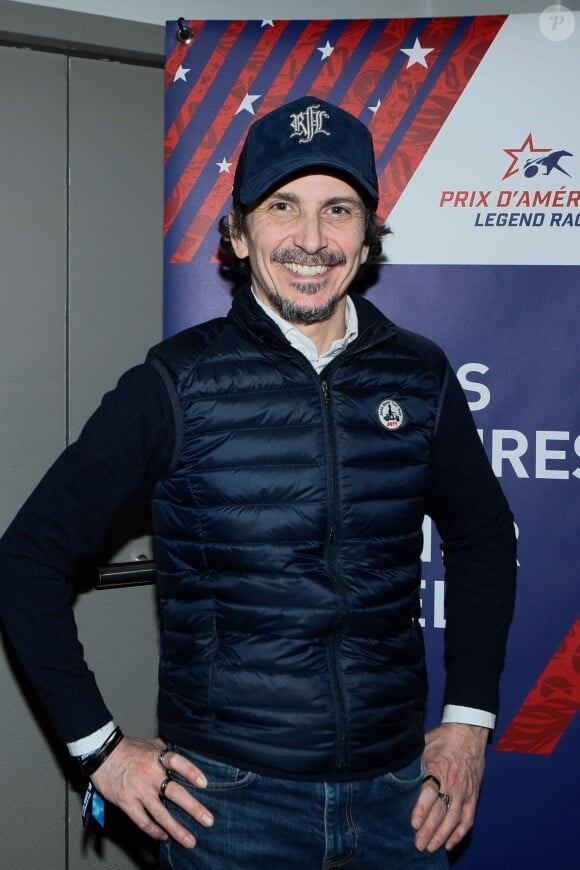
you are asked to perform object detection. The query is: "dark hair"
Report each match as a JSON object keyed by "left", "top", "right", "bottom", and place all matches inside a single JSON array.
[{"left": 218, "top": 204, "right": 391, "bottom": 276}]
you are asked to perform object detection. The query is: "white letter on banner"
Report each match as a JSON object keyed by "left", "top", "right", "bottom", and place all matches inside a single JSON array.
[
  {"left": 433, "top": 580, "right": 446, "bottom": 628},
  {"left": 457, "top": 363, "right": 491, "bottom": 411},
  {"left": 536, "top": 431, "right": 569, "bottom": 479},
  {"left": 420, "top": 516, "right": 432, "bottom": 562},
  {"left": 492, "top": 430, "right": 529, "bottom": 478},
  {"left": 573, "top": 435, "right": 580, "bottom": 480}
]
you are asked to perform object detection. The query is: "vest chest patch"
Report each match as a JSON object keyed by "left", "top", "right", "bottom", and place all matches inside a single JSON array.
[{"left": 378, "top": 399, "right": 404, "bottom": 431}]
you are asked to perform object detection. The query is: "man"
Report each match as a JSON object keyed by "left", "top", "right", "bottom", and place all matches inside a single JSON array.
[{"left": 0, "top": 97, "right": 516, "bottom": 868}]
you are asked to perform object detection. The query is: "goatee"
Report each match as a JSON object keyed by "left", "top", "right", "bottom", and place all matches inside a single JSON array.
[{"left": 264, "top": 286, "right": 343, "bottom": 324}]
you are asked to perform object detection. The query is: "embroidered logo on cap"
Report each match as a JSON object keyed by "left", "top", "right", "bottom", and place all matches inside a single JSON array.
[
  {"left": 378, "top": 399, "right": 404, "bottom": 431},
  {"left": 289, "top": 103, "right": 331, "bottom": 144}
]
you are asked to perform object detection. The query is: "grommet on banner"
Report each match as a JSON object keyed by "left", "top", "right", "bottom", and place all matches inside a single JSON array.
[{"left": 176, "top": 18, "right": 193, "bottom": 45}]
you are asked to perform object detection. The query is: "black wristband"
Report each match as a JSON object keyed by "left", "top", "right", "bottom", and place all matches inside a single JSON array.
[{"left": 80, "top": 726, "right": 124, "bottom": 776}]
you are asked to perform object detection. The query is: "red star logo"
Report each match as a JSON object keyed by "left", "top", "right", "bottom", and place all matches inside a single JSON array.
[{"left": 502, "top": 133, "right": 551, "bottom": 180}]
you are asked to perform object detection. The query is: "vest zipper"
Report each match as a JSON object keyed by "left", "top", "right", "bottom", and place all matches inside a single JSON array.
[{"left": 321, "top": 378, "right": 350, "bottom": 771}]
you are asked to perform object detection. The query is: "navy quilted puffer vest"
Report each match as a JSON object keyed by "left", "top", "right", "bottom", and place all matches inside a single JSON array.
[{"left": 148, "top": 287, "right": 447, "bottom": 780}]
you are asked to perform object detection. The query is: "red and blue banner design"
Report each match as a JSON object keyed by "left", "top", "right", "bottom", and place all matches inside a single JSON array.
[
  {"left": 165, "top": 16, "right": 579, "bottom": 868},
  {"left": 164, "top": 16, "right": 505, "bottom": 334}
]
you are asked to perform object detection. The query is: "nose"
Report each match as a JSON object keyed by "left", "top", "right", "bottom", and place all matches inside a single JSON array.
[{"left": 292, "top": 211, "right": 327, "bottom": 253}]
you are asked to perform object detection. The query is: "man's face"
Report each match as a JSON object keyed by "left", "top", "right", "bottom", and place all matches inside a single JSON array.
[{"left": 230, "top": 174, "right": 369, "bottom": 325}]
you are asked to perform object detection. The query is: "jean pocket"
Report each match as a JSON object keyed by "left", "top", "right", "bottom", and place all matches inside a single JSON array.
[
  {"left": 167, "top": 743, "right": 257, "bottom": 792},
  {"left": 384, "top": 756, "right": 425, "bottom": 792}
]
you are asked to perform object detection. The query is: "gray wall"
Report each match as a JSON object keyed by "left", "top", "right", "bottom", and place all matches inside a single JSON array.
[
  {"left": 0, "top": 44, "right": 69, "bottom": 870},
  {"left": 0, "top": 5, "right": 164, "bottom": 867}
]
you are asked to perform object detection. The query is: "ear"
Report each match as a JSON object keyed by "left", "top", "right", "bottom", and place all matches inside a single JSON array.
[{"left": 228, "top": 211, "right": 249, "bottom": 259}]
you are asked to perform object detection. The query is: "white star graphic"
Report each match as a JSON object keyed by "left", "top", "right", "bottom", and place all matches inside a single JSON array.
[
  {"left": 235, "top": 93, "right": 261, "bottom": 116},
  {"left": 173, "top": 65, "right": 190, "bottom": 83},
  {"left": 216, "top": 157, "right": 233, "bottom": 174},
  {"left": 368, "top": 99, "right": 382, "bottom": 115},
  {"left": 261, "top": 20, "right": 274, "bottom": 28},
  {"left": 400, "top": 38, "right": 434, "bottom": 69},
  {"left": 317, "top": 41, "right": 334, "bottom": 61}
]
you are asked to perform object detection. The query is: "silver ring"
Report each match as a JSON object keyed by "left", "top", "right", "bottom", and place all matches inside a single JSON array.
[
  {"left": 158, "top": 749, "right": 169, "bottom": 770},
  {"left": 437, "top": 791, "right": 451, "bottom": 809},
  {"left": 159, "top": 775, "right": 172, "bottom": 800}
]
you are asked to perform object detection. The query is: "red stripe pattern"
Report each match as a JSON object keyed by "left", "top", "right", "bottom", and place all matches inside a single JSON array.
[
  {"left": 165, "top": 17, "right": 506, "bottom": 266},
  {"left": 496, "top": 617, "right": 580, "bottom": 755}
]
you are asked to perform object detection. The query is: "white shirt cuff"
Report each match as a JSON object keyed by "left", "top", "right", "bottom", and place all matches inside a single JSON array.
[
  {"left": 441, "top": 705, "right": 495, "bottom": 729},
  {"left": 67, "top": 721, "right": 116, "bottom": 757}
]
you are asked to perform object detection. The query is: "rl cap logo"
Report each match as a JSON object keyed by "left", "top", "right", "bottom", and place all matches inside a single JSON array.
[{"left": 289, "top": 103, "right": 331, "bottom": 144}]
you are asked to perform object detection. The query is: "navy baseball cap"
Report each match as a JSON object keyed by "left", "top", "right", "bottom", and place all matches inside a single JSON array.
[{"left": 232, "top": 96, "right": 379, "bottom": 209}]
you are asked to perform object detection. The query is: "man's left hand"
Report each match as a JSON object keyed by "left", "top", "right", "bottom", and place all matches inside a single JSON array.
[{"left": 411, "top": 722, "right": 489, "bottom": 853}]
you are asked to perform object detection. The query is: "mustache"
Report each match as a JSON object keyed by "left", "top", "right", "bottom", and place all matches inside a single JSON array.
[{"left": 271, "top": 248, "right": 346, "bottom": 267}]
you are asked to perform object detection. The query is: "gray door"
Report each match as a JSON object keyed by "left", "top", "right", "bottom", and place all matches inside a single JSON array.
[{"left": 0, "top": 29, "right": 165, "bottom": 870}]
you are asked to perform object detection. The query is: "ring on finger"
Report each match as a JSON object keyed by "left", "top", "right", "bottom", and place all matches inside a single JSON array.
[
  {"left": 422, "top": 774, "right": 441, "bottom": 791},
  {"left": 159, "top": 775, "right": 172, "bottom": 800},
  {"left": 158, "top": 749, "right": 169, "bottom": 770},
  {"left": 437, "top": 791, "right": 451, "bottom": 809}
]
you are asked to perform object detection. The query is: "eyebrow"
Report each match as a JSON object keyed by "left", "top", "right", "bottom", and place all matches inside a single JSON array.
[{"left": 265, "top": 191, "right": 364, "bottom": 208}]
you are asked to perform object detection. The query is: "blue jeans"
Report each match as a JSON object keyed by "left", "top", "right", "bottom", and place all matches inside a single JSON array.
[{"left": 159, "top": 746, "right": 449, "bottom": 869}]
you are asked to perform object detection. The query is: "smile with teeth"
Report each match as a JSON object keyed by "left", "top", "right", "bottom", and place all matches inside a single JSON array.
[{"left": 282, "top": 262, "right": 330, "bottom": 276}]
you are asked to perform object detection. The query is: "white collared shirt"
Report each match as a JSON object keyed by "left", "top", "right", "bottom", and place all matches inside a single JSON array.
[{"left": 252, "top": 289, "right": 358, "bottom": 374}]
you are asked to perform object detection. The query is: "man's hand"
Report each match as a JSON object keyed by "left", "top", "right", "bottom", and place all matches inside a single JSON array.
[
  {"left": 411, "top": 723, "right": 488, "bottom": 853},
  {"left": 90, "top": 736, "right": 214, "bottom": 849}
]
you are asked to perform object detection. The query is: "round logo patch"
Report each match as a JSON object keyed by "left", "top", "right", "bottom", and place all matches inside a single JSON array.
[{"left": 378, "top": 399, "right": 404, "bottom": 431}]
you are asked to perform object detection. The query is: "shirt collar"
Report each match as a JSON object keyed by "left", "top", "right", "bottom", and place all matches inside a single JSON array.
[{"left": 251, "top": 289, "right": 359, "bottom": 373}]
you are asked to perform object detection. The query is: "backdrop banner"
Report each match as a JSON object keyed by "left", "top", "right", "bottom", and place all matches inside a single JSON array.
[{"left": 164, "top": 14, "right": 579, "bottom": 867}]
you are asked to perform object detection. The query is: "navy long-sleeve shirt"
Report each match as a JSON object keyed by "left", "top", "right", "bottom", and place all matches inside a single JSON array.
[{"left": 0, "top": 355, "right": 516, "bottom": 746}]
